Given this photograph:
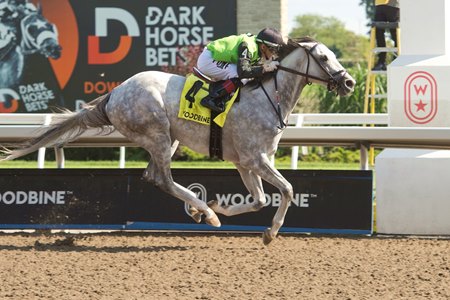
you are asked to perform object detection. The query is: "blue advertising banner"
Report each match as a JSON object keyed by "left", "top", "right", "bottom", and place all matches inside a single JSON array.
[{"left": 0, "top": 169, "right": 373, "bottom": 234}]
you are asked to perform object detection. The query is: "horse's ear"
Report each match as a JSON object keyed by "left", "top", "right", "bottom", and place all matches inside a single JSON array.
[
  {"left": 37, "top": 1, "right": 42, "bottom": 14},
  {"left": 299, "top": 36, "right": 318, "bottom": 48}
]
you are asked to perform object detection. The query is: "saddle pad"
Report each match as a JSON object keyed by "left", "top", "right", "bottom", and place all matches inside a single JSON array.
[{"left": 178, "top": 74, "right": 239, "bottom": 127}]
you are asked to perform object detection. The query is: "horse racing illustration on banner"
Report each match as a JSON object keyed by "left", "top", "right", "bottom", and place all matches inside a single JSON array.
[
  {"left": 0, "top": 0, "right": 237, "bottom": 113},
  {"left": 0, "top": 0, "right": 62, "bottom": 113}
]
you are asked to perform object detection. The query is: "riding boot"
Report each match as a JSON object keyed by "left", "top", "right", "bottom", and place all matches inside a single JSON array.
[{"left": 201, "top": 78, "right": 241, "bottom": 113}]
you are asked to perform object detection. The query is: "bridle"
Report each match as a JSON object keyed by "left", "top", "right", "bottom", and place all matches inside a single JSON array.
[
  {"left": 260, "top": 42, "right": 348, "bottom": 129},
  {"left": 277, "top": 43, "right": 348, "bottom": 93},
  {"left": 20, "top": 12, "right": 59, "bottom": 56}
]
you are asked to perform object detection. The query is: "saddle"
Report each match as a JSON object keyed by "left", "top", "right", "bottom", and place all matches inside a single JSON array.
[
  {"left": 192, "top": 67, "right": 214, "bottom": 84},
  {"left": 179, "top": 72, "right": 239, "bottom": 124},
  {"left": 178, "top": 68, "right": 241, "bottom": 159}
]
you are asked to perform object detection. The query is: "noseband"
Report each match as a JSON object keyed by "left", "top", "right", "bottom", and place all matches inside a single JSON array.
[
  {"left": 277, "top": 43, "right": 347, "bottom": 93},
  {"left": 20, "top": 13, "right": 58, "bottom": 55},
  {"left": 260, "top": 42, "right": 348, "bottom": 129}
]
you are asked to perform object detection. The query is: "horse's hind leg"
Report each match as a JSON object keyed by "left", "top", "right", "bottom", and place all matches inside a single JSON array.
[
  {"left": 158, "top": 139, "right": 203, "bottom": 223},
  {"left": 108, "top": 85, "right": 216, "bottom": 226},
  {"left": 141, "top": 136, "right": 221, "bottom": 227},
  {"left": 208, "top": 163, "right": 267, "bottom": 216}
]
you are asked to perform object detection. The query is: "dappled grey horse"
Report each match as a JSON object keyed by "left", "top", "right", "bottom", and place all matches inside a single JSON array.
[{"left": 1, "top": 37, "right": 355, "bottom": 244}]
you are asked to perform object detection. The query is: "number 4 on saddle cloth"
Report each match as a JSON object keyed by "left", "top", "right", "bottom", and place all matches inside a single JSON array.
[{"left": 178, "top": 69, "right": 241, "bottom": 128}]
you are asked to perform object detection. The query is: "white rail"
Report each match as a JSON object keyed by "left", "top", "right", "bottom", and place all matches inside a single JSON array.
[{"left": 4, "top": 113, "right": 450, "bottom": 170}]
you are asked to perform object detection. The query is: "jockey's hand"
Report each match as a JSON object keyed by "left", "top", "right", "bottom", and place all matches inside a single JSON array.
[{"left": 263, "top": 61, "right": 280, "bottom": 73}]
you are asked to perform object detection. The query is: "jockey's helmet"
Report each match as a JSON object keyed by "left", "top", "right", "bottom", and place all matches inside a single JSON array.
[{"left": 256, "top": 28, "right": 286, "bottom": 53}]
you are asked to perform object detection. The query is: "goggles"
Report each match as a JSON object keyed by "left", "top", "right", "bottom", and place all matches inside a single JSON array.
[{"left": 256, "top": 38, "right": 281, "bottom": 52}]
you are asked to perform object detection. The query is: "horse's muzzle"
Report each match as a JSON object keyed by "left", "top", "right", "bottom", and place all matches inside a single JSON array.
[
  {"left": 333, "top": 71, "right": 356, "bottom": 96},
  {"left": 41, "top": 39, "right": 62, "bottom": 59}
]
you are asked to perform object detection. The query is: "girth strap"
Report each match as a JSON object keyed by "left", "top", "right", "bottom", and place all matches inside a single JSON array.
[{"left": 209, "top": 111, "right": 223, "bottom": 160}]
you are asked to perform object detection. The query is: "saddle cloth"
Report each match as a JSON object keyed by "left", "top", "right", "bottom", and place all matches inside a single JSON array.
[{"left": 178, "top": 73, "right": 239, "bottom": 128}]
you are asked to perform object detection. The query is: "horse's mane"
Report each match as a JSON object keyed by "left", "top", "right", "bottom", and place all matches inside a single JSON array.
[
  {"left": 278, "top": 36, "right": 317, "bottom": 60},
  {"left": 246, "top": 36, "right": 317, "bottom": 88}
]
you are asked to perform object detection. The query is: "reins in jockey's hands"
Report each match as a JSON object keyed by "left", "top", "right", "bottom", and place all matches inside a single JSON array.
[
  {"left": 236, "top": 39, "right": 265, "bottom": 79},
  {"left": 262, "top": 60, "right": 279, "bottom": 72},
  {"left": 237, "top": 39, "right": 281, "bottom": 78}
]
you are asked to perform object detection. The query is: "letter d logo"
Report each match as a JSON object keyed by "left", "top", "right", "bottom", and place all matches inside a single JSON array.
[
  {"left": 88, "top": 8, "right": 140, "bottom": 65},
  {"left": 0, "top": 89, "right": 20, "bottom": 113}
]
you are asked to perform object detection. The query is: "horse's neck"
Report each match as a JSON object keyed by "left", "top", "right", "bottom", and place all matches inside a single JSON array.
[{"left": 276, "top": 52, "right": 308, "bottom": 118}]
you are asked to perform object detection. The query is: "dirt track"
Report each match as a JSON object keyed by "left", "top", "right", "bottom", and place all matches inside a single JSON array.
[{"left": 0, "top": 232, "right": 449, "bottom": 300}]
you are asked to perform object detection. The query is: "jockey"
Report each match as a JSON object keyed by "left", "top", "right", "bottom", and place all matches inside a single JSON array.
[
  {"left": 0, "top": 0, "right": 15, "bottom": 52},
  {"left": 197, "top": 27, "right": 286, "bottom": 112},
  {"left": 0, "top": 0, "right": 35, "bottom": 21}
]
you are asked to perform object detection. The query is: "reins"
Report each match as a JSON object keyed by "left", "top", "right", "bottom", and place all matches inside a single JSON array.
[
  {"left": 278, "top": 44, "right": 347, "bottom": 91},
  {"left": 260, "top": 42, "right": 347, "bottom": 129},
  {"left": 259, "top": 77, "right": 286, "bottom": 129}
]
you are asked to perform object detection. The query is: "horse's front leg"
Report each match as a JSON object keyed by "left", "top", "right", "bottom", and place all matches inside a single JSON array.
[
  {"left": 241, "top": 153, "right": 293, "bottom": 245},
  {"left": 208, "top": 163, "right": 266, "bottom": 216}
]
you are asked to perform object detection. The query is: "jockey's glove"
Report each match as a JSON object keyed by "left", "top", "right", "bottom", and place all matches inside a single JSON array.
[{"left": 262, "top": 61, "right": 280, "bottom": 73}]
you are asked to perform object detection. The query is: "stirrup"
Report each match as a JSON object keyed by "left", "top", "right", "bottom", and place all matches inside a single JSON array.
[{"left": 201, "top": 96, "right": 225, "bottom": 113}]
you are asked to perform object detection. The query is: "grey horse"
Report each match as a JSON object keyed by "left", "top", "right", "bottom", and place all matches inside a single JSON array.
[{"left": 1, "top": 37, "right": 355, "bottom": 245}]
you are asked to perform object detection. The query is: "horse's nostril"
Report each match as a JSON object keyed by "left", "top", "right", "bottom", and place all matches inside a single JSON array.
[{"left": 345, "top": 80, "right": 355, "bottom": 89}]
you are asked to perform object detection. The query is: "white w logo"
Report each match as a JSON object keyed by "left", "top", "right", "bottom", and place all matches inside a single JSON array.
[{"left": 184, "top": 183, "right": 207, "bottom": 216}]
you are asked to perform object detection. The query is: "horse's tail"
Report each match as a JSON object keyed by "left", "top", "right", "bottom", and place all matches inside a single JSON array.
[{"left": 1, "top": 93, "right": 113, "bottom": 161}]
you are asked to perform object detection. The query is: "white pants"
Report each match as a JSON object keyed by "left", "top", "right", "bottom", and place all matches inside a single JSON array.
[{"left": 196, "top": 47, "right": 239, "bottom": 82}]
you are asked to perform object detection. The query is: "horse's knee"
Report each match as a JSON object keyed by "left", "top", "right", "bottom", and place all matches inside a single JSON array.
[
  {"left": 251, "top": 199, "right": 265, "bottom": 211},
  {"left": 280, "top": 183, "right": 294, "bottom": 200}
]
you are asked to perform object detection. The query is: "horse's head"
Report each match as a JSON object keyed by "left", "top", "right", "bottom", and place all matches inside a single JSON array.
[
  {"left": 279, "top": 38, "right": 355, "bottom": 97},
  {"left": 20, "top": 11, "right": 62, "bottom": 59}
]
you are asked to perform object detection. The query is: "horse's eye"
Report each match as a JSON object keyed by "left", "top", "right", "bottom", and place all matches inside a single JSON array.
[{"left": 321, "top": 55, "right": 328, "bottom": 62}]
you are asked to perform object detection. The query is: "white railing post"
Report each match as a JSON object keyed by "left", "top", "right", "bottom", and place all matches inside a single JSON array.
[
  {"left": 290, "top": 115, "right": 304, "bottom": 169},
  {"left": 37, "top": 114, "right": 52, "bottom": 169},
  {"left": 119, "top": 147, "right": 126, "bottom": 168},
  {"left": 55, "top": 146, "right": 65, "bottom": 168},
  {"left": 359, "top": 143, "right": 369, "bottom": 170}
]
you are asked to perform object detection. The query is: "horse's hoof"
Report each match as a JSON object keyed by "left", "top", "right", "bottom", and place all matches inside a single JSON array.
[
  {"left": 205, "top": 215, "right": 221, "bottom": 227},
  {"left": 262, "top": 228, "right": 273, "bottom": 246},
  {"left": 188, "top": 207, "right": 203, "bottom": 223},
  {"left": 191, "top": 212, "right": 202, "bottom": 223}
]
